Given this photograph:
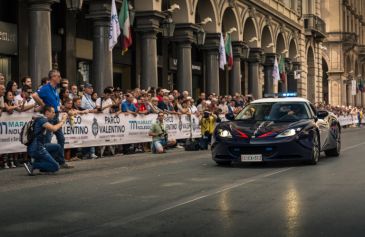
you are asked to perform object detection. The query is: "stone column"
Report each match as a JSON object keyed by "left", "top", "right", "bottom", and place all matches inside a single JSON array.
[
  {"left": 229, "top": 41, "right": 244, "bottom": 95},
  {"left": 346, "top": 83, "right": 353, "bottom": 106},
  {"left": 283, "top": 58, "right": 292, "bottom": 93},
  {"left": 87, "top": 0, "right": 113, "bottom": 95},
  {"left": 64, "top": 10, "right": 77, "bottom": 85},
  {"left": 356, "top": 90, "right": 362, "bottom": 106},
  {"left": 327, "top": 73, "right": 342, "bottom": 106},
  {"left": 362, "top": 92, "right": 365, "bottom": 107},
  {"left": 173, "top": 24, "right": 198, "bottom": 95},
  {"left": 247, "top": 48, "right": 263, "bottom": 99},
  {"left": 341, "top": 80, "right": 347, "bottom": 106},
  {"left": 161, "top": 37, "right": 169, "bottom": 89},
  {"left": 204, "top": 33, "right": 220, "bottom": 95},
  {"left": 28, "top": 0, "right": 58, "bottom": 88},
  {"left": 262, "top": 53, "right": 276, "bottom": 95},
  {"left": 135, "top": 11, "right": 164, "bottom": 89},
  {"left": 19, "top": 0, "right": 30, "bottom": 80}
]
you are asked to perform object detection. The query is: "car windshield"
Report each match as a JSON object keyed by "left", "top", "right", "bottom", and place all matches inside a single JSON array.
[{"left": 235, "top": 102, "right": 310, "bottom": 122}]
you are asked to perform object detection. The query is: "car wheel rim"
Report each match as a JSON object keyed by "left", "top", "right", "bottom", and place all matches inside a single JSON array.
[{"left": 313, "top": 134, "right": 319, "bottom": 162}]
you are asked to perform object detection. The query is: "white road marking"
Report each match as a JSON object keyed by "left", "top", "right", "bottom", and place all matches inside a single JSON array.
[
  {"left": 161, "top": 182, "right": 186, "bottom": 187},
  {"left": 342, "top": 141, "right": 365, "bottom": 152},
  {"left": 109, "top": 177, "right": 140, "bottom": 185}
]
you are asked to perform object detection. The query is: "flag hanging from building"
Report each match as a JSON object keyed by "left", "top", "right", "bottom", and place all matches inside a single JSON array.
[
  {"left": 225, "top": 33, "right": 233, "bottom": 70},
  {"left": 279, "top": 55, "right": 286, "bottom": 82},
  {"left": 109, "top": 0, "right": 121, "bottom": 51},
  {"left": 219, "top": 33, "right": 227, "bottom": 69},
  {"left": 119, "top": 0, "right": 132, "bottom": 55},
  {"left": 272, "top": 56, "right": 280, "bottom": 81}
]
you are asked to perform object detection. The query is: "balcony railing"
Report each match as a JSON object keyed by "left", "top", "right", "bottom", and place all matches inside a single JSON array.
[{"left": 303, "top": 14, "right": 326, "bottom": 39}]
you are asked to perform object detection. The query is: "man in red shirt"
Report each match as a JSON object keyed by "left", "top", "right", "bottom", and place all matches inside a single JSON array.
[
  {"left": 135, "top": 96, "right": 148, "bottom": 114},
  {"left": 156, "top": 88, "right": 164, "bottom": 102}
]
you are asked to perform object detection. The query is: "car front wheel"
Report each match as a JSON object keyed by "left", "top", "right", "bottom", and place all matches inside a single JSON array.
[{"left": 308, "top": 132, "right": 320, "bottom": 165}]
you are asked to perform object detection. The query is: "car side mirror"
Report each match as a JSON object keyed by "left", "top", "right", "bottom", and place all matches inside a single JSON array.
[
  {"left": 313, "top": 116, "right": 318, "bottom": 122},
  {"left": 225, "top": 113, "right": 235, "bottom": 121},
  {"left": 317, "top": 111, "right": 329, "bottom": 119}
]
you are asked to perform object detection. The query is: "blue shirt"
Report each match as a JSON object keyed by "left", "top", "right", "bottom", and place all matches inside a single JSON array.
[
  {"left": 121, "top": 101, "right": 137, "bottom": 112},
  {"left": 37, "top": 83, "right": 60, "bottom": 112},
  {"left": 33, "top": 116, "right": 48, "bottom": 146},
  {"left": 81, "top": 94, "right": 96, "bottom": 110}
]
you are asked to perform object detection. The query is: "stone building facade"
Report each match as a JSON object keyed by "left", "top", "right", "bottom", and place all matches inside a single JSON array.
[
  {"left": 322, "top": 0, "right": 365, "bottom": 107},
  {"left": 1, "top": 0, "right": 363, "bottom": 105}
]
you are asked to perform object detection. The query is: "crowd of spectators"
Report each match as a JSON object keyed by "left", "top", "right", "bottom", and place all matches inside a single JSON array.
[
  {"left": 316, "top": 102, "right": 365, "bottom": 117},
  {"left": 0, "top": 71, "right": 364, "bottom": 169}
]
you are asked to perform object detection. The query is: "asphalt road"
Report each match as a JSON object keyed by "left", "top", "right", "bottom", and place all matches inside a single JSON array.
[{"left": 1, "top": 127, "right": 365, "bottom": 237}]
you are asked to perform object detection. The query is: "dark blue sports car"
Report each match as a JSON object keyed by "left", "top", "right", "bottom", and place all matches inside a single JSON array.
[{"left": 212, "top": 97, "right": 341, "bottom": 165}]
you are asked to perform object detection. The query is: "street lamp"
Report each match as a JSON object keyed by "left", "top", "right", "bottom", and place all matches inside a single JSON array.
[
  {"left": 242, "top": 44, "right": 250, "bottom": 60},
  {"left": 65, "top": 0, "right": 83, "bottom": 11},
  {"left": 161, "top": 15, "right": 175, "bottom": 37},
  {"left": 196, "top": 28, "right": 206, "bottom": 46},
  {"left": 161, "top": 4, "right": 180, "bottom": 38},
  {"left": 196, "top": 17, "right": 212, "bottom": 46}
]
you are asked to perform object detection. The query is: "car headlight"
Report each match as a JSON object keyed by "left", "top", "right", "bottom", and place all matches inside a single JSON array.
[
  {"left": 218, "top": 129, "right": 232, "bottom": 138},
  {"left": 276, "top": 128, "right": 302, "bottom": 138}
]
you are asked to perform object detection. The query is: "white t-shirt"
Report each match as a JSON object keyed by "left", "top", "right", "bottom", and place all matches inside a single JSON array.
[
  {"left": 14, "top": 94, "right": 36, "bottom": 113},
  {"left": 190, "top": 105, "right": 198, "bottom": 114},
  {"left": 96, "top": 97, "right": 113, "bottom": 114}
]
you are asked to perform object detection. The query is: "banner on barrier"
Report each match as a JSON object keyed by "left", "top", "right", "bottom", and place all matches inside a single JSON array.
[
  {"left": 0, "top": 113, "right": 201, "bottom": 154},
  {"left": 338, "top": 115, "right": 365, "bottom": 126}
]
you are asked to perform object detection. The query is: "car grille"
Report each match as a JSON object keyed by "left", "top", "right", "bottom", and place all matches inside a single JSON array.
[{"left": 229, "top": 146, "right": 276, "bottom": 157}]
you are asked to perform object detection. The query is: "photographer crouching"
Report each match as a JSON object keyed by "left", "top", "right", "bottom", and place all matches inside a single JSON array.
[
  {"left": 199, "top": 110, "right": 217, "bottom": 150},
  {"left": 148, "top": 112, "right": 176, "bottom": 153}
]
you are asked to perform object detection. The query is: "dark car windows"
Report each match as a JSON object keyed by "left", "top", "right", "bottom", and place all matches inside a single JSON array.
[{"left": 236, "top": 102, "right": 310, "bottom": 121}]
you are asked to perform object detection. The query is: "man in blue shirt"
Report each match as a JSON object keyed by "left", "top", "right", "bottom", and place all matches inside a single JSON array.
[
  {"left": 24, "top": 106, "right": 68, "bottom": 175},
  {"left": 32, "top": 69, "right": 72, "bottom": 168},
  {"left": 121, "top": 93, "right": 137, "bottom": 115}
]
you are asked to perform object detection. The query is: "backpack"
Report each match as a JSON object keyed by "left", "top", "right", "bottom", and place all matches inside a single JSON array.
[{"left": 20, "top": 119, "right": 36, "bottom": 146}]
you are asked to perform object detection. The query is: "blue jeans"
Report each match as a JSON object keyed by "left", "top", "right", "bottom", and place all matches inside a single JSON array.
[
  {"left": 28, "top": 143, "right": 62, "bottom": 172},
  {"left": 45, "top": 113, "right": 65, "bottom": 161}
]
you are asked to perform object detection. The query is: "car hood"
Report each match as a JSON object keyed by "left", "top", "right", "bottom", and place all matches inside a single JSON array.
[{"left": 223, "top": 120, "right": 310, "bottom": 138}]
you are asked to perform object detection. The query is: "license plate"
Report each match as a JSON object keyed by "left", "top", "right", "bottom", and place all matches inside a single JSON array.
[{"left": 241, "top": 154, "right": 263, "bottom": 162}]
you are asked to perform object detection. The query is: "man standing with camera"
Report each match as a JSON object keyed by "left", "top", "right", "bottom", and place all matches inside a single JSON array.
[{"left": 148, "top": 112, "right": 176, "bottom": 153}]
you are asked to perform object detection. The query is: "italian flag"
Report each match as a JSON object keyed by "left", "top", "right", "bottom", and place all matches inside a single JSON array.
[
  {"left": 279, "top": 55, "right": 286, "bottom": 82},
  {"left": 225, "top": 33, "right": 233, "bottom": 70},
  {"left": 119, "top": 0, "right": 132, "bottom": 55}
]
